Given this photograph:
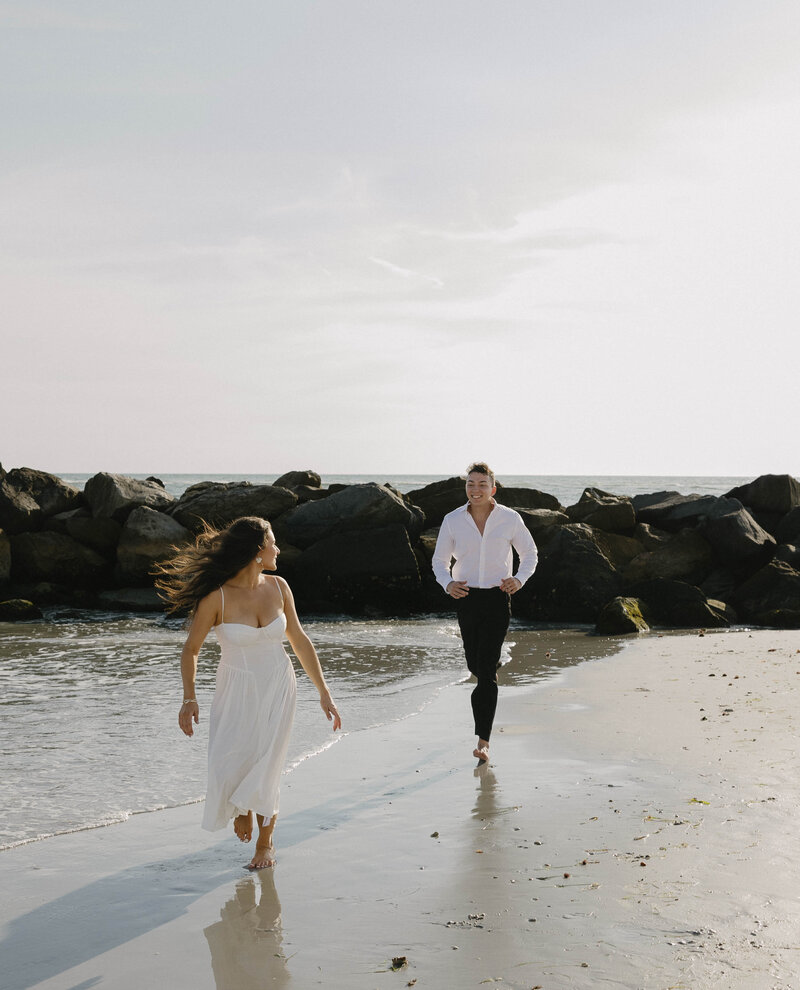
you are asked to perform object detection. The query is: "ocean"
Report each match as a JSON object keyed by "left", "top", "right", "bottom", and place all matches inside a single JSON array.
[{"left": 1, "top": 473, "right": 752, "bottom": 849}]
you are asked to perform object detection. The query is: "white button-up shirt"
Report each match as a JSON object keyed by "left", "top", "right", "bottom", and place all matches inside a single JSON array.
[{"left": 432, "top": 501, "right": 538, "bottom": 591}]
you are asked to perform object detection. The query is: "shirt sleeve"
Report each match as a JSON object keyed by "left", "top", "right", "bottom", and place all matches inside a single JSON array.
[
  {"left": 511, "top": 514, "right": 538, "bottom": 586},
  {"left": 431, "top": 517, "right": 456, "bottom": 591}
]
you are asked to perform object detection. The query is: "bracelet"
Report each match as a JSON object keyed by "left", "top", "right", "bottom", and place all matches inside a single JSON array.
[{"left": 182, "top": 698, "right": 197, "bottom": 705}]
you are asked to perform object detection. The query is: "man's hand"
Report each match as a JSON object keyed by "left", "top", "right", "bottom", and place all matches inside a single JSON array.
[
  {"left": 499, "top": 576, "right": 522, "bottom": 595},
  {"left": 446, "top": 580, "right": 470, "bottom": 599}
]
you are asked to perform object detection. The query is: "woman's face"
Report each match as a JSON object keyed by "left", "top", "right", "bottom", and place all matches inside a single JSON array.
[{"left": 258, "top": 529, "right": 280, "bottom": 570}]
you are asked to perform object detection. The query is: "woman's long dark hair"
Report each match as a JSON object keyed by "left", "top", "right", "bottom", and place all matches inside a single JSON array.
[{"left": 154, "top": 516, "right": 271, "bottom": 616}]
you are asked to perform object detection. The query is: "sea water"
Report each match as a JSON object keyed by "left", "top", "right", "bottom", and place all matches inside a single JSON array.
[
  {"left": 0, "top": 611, "right": 626, "bottom": 849},
  {"left": 1, "top": 473, "right": 751, "bottom": 848}
]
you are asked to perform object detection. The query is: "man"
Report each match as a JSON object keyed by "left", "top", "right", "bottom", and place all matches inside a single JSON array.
[{"left": 432, "top": 463, "right": 538, "bottom": 764}]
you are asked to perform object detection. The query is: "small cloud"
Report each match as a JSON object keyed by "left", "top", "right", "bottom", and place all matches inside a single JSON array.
[{"left": 369, "top": 256, "right": 443, "bottom": 288}]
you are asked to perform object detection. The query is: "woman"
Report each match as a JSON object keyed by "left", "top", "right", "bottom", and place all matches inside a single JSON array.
[{"left": 156, "top": 516, "right": 340, "bottom": 869}]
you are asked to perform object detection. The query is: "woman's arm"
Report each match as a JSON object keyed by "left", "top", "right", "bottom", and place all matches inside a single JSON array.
[
  {"left": 178, "top": 592, "right": 219, "bottom": 737},
  {"left": 280, "top": 577, "right": 341, "bottom": 731}
]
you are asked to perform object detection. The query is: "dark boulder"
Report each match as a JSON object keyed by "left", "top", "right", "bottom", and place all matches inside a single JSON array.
[
  {"left": 632, "top": 492, "right": 737, "bottom": 533},
  {"left": 274, "top": 470, "right": 322, "bottom": 490},
  {"left": 98, "top": 588, "right": 165, "bottom": 612},
  {"left": 406, "top": 477, "right": 465, "bottom": 528},
  {"left": 726, "top": 474, "right": 800, "bottom": 516},
  {"left": 566, "top": 488, "right": 635, "bottom": 533},
  {"left": 0, "top": 530, "right": 10, "bottom": 585},
  {"left": 0, "top": 468, "right": 81, "bottom": 534},
  {"left": 294, "top": 523, "right": 421, "bottom": 612},
  {"left": 775, "top": 544, "right": 800, "bottom": 569},
  {"left": 623, "top": 530, "right": 714, "bottom": 586},
  {"left": 495, "top": 486, "right": 562, "bottom": 511},
  {"left": 84, "top": 473, "right": 174, "bottom": 521},
  {"left": 589, "top": 531, "right": 646, "bottom": 571},
  {"left": 731, "top": 559, "right": 800, "bottom": 628},
  {"left": 115, "top": 507, "right": 192, "bottom": 585},
  {"left": 595, "top": 596, "right": 649, "bottom": 634},
  {"left": 700, "top": 503, "right": 776, "bottom": 568},
  {"left": 777, "top": 507, "right": 800, "bottom": 545},
  {"left": 66, "top": 515, "right": 123, "bottom": 556},
  {"left": 516, "top": 524, "right": 621, "bottom": 623},
  {"left": 169, "top": 482, "right": 297, "bottom": 531},
  {"left": 280, "top": 483, "right": 422, "bottom": 550},
  {"left": 517, "top": 508, "right": 570, "bottom": 536},
  {"left": 0, "top": 598, "right": 43, "bottom": 621},
  {"left": 626, "top": 578, "right": 731, "bottom": 628},
  {"left": 10, "top": 532, "right": 110, "bottom": 586}
]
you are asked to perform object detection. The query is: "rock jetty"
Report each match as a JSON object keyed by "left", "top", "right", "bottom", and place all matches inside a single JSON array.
[{"left": 1, "top": 465, "right": 799, "bottom": 633}]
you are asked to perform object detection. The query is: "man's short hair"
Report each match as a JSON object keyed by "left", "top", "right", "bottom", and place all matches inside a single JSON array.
[{"left": 466, "top": 462, "right": 495, "bottom": 486}]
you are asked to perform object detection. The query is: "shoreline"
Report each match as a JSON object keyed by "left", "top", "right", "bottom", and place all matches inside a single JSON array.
[{"left": 3, "top": 627, "right": 800, "bottom": 989}]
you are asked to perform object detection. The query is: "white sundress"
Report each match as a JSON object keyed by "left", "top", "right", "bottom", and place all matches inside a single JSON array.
[{"left": 201, "top": 581, "right": 297, "bottom": 831}]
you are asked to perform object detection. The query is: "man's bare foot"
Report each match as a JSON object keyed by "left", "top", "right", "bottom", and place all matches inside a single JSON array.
[
  {"left": 473, "top": 741, "right": 490, "bottom": 763},
  {"left": 233, "top": 811, "right": 253, "bottom": 843},
  {"left": 247, "top": 841, "right": 276, "bottom": 870}
]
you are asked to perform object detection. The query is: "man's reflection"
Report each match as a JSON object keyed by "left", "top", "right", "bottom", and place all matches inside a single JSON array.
[{"left": 204, "top": 871, "right": 289, "bottom": 989}]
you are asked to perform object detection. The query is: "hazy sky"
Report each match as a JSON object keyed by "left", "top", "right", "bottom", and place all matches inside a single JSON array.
[{"left": 2, "top": 0, "right": 799, "bottom": 477}]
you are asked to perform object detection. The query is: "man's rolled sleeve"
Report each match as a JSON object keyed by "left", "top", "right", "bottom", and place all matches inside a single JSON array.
[
  {"left": 431, "top": 519, "right": 456, "bottom": 591},
  {"left": 511, "top": 518, "right": 538, "bottom": 587}
]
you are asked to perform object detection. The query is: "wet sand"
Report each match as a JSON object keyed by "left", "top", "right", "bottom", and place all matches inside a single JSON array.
[{"left": 3, "top": 627, "right": 800, "bottom": 989}]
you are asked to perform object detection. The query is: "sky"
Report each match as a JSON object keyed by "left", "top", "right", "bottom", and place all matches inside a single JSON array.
[{"left": 2, "top": 0, "right": 799, "bottom": 478}]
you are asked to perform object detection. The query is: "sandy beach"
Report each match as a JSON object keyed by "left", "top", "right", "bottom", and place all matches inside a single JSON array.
[{"left": 3, "top": 627, "right": 800, "bottom": 990}]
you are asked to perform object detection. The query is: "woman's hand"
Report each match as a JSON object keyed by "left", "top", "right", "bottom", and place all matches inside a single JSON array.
[
  {"left": 178, "top": 700, "right": 199, "bottom": 737},
  {"left": 320, "top": 691, "right": 341, "bottom": 732}
]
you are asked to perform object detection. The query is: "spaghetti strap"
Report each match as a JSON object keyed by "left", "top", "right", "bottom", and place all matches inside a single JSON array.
[
  {"left": 273, "top": 575, "right": 284, "bottom": 604},
  {"left": 219, "top": 586, "right": 225, "bottom": 623}
]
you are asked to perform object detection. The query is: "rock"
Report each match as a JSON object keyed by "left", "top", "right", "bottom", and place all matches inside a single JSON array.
[
  {"left": 290, "top": 485, "right": 330, "bottom": 503},
  {"left": 274, "top": 470, "right": 322, "bottom": 490},
  {"left": 632, "top": 492, "right": 738, "bottom": 533},
  {"left": 115, "top": 507, "right": 192, "bottom": 585},
  {"left": 66, "top": 515, "right": 123, "bottom": 556},
  {"left": 0, "top": 530, "right": 10, "bottom": 585},
  {"left": 626, "top": 579, "right": 731, "bottom": 628},
  {"left": 589, "top": 531, "right": 645, "bottom": 571},
  {"left": 566, "top": 488, "right": 636, "bottom": 533},
  {"left": 97, "top": 587, "right": 165, "bottom": 612},
  {"left": 701, "top": 567, "right": 739, "bottom": 602},
  {"left": 623, "top": 530, "right": 714, "bottom": 585},
  {"left": 0, "top": 468, "right": 81, "bottom": 534},
  {"left": 169, "top": 482, "right": 297, "bottom": 531},
  {"left": 294, "top": 523, "right": 421, "bottom": 612},
  {"left": 775, "top": 544, "right": 800, "bottom": 569},
  {"left": 515, "top": 524, "right": 620, "bottom": 623},
  {"left": 0, "top": 598, "right": 43, "bottom": 620},
  {"left": 726, "top": 474, "right": 800, "bottom": 516},
  {"left": 495, "top": 486, "right": 562, "bottom": 511},
  {"left": 731, "top": 559, "right": 800, "bottom": 628},
  {"left": 0, "top": 478, "right": 41, "bottom": 533},
  {"left": 406, "top": 477, "right": 466, "bottom": 528},
  {"left": 633, "top": 522, "right": 672, "bottom": 550},
  {"left": 700, "top": 503, "right": 776, "bottom": 568},
  {"left": 517, "top": 508, "right": 570, "bottom": 535},
  {"left": 280, "top": 483, "right": 423, "bottom": 550},
  {"left": 776, "top": 506, "right": 800, "bottom": 545},
  {"left": 83, "top": 473, "right": 174, "bottom": 520},
  {"left": 595, "top": 597, "right": 650, "bottom": 634},
  {"left": 10, "top": 532, "right": 110, "bottom": 586},
  {"left": 416, "top": 527, "right": 440, "bottom": 564}
]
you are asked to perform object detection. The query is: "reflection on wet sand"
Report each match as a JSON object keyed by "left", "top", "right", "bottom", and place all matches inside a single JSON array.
[{"left": 204, "top": 871, "right": 289, "bottom": 989}]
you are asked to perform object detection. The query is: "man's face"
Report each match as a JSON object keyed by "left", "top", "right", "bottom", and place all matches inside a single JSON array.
[{"left": 465, "top": 471, "right": 496, "bottom": 507}]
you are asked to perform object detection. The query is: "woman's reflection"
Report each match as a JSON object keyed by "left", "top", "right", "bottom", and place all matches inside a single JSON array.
[{"left": 204, "top": 871, "right": 289, "bottom": 989}]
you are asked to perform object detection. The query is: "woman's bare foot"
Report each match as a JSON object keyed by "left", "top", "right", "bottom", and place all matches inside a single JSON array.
[
  {"left": 247, "top": 813, "right": 277, "bottom": 870},
  {"left": 233, "top": 811, "right": 253, "bottom": 843},
  {"left": 473, "top": 740, "right": 490, "bottom": 763}
]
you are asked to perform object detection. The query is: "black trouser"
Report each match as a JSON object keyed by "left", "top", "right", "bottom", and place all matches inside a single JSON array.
[{"left": 455, "top": 587, "right": 511, "bottom": 742}]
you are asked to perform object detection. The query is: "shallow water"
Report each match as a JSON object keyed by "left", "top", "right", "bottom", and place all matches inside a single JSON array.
[{"left": 0, "top": 611, "right": 626, "bottom": 848}]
